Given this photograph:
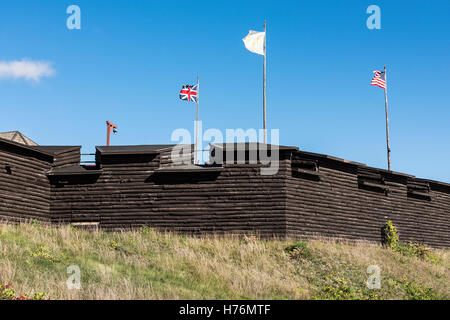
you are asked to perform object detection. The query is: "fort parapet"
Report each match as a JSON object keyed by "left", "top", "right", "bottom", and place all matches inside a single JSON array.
[{"left": 0, "top": 136, "right": 449, "bottom": 248}]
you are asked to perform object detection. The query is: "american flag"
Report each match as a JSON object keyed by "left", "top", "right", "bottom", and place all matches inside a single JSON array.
[
  {"left": 371, "top": 70, "right": 386, "bottom": 89},
  {"left": 179, "top": 84, "right": 198, "bottom": 102}
]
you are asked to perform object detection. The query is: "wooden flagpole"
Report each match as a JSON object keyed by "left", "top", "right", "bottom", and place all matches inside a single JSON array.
[
  {"left": 384, "top": 66, "right": 391, "bottom": 171},
  {"left": 195, "top": 75, "right": 199, "bottom": 164},
  {"left": 263, "top": 20, "right": 267, "bottom": 144}
]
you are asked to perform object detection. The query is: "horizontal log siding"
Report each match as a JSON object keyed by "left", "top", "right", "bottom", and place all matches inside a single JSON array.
[
  {"left": 0, "top": 146, "right": 52, "bottom": 222},
  {"left": 53, "top": 148, "right": 81, "bottom": 168},
  {"left": 50, "top": 154, "right": 288, "bottom": 237},
  {"left": 3, "top": 143, "right": 448, "bottom": 248},
  {"left": 286, "top": 152, "right": 450, "bottom": 248},
  {"left": 159, "top": 146, "right": 194, "bottom": 167}
]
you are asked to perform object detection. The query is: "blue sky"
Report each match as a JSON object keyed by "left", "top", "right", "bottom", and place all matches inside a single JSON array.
[{"left": 0, "top": 0, "right": 449, "bottom": 182}]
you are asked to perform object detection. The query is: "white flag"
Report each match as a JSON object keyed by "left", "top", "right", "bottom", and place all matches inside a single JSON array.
[{"left": 242, "top": 30, "right": 265, "bottom": 55}]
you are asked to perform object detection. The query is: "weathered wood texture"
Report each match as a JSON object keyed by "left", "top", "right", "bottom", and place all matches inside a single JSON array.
[
  {"left": 0, "top": 142, "right": 53, "bottom": 222},
  {"left": 51, "top": 149, "right": 288, "bottom": 237},
  {"left": 286, "top": 151, "right": 450, "bottom": 248},
  {"left": 52, "top": 148, "right": 81, "bottom": 168},
  {"left": 1, "top": 140, "right": 449, "bottom": 248},
  {"left": 159, "top": 145, "right": 194, "bottom": 167}
]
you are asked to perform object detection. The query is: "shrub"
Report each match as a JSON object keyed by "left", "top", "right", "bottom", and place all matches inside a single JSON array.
[
  {"left": 396, "top": 242, "right": 440, "bottom": 263},
  {"left": 402, "top": 281, "right": 440, "bottom": 300},
  {"left": 313, "top": 277, "right": 358, "bottom": 300},
  {"left": 382, "top": 221, "right": 439, "bottom": 263},
  {"left": 284, "top": 241, "right": 312, "bottom": 260},
  {"left": 382, "top": 220, "right": 399, "bottom": 248},
  {"left": 141, "top": 225, "right": 154, "bottom": 235},
  {"left": 30, "top": 218, "right": 41, "bottom": 226}
]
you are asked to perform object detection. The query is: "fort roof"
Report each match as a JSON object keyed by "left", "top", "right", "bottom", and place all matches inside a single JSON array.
[
  {"left": 0, "top": 136, "right": 78, "bottom": 159},
  {"left": 96, "top": 145, "right": 176, "bottom": 155},
  {"left": 290, "top": 149, "right": 415, "bottom": 179},
  {"left": 0, "top": 134, "right": 448, "bottom": 189},
  {"left": 30, "top": 146, "right": 81, "bottom": 155},
  {"left": 210, "top": 142, "right": 299, "bottom": 151}
]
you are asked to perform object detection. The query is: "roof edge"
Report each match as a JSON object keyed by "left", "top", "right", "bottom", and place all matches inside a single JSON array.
[
  {"left": 292, "top": 149, "right": 450, "bottom": 190},
  {"left": 96, "top": 144, "right": 177, "bottom": 155},
  {"left": 31, "top": 145, "right": 81, "bottom": 155},
  {"left": 210, "top": 143, "right": 299, "bottom": 151},
  {"left": 0, "top": 137, "right": 54, "bottom": 158}
]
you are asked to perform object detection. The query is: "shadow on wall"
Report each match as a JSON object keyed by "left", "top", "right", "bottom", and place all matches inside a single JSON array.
[
  {"left": 48, "top": 175, "right": 100, "bottom": 187},
  {"left": 99, "top": 154, "right": 158, "bottom": 165}
]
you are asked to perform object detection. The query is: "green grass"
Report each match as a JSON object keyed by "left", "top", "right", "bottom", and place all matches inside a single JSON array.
[{"left": 0, "top": 222, "right": 448, "bottom": 300}]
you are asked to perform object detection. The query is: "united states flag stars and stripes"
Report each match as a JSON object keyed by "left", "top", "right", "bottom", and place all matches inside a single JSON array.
[
  {"left": 371, "top": 70, "right": 386, "bottom": 89},
  {"left": 179, "top": 84, "right": 198, "bottom": 102}
]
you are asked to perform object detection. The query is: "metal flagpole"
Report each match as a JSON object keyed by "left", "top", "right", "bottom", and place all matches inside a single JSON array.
[
  {"left": 384, "top": 66, "right": 391, "bottom": 171},
  {"left": 263, "top": 20, "right": 267, "bottom": 144},
  {"left": 195, "top": 75, "right": 199, "bottom": 164}
]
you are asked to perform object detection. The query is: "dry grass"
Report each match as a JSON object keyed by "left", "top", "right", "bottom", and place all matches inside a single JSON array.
[{"left": 0, "top": 222, "right": 448, "bottom": 300}]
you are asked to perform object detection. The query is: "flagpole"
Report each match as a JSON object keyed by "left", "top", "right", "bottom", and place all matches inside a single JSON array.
[
  {"left": 195, "top": 75, "right": 199, "bottom": 164},
  {"left": 263, "top": 20, "right": 267, "bottom": 144},
  {"left": 384, "top": 66, "right": 391, "bottom": 171}
]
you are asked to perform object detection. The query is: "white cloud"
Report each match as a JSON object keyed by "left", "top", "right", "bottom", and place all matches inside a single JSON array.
[{"left": 0, "top": 59, "right": 55, "bottom": 82}]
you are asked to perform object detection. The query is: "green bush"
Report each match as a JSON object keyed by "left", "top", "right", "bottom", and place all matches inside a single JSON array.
[
  {"left": 382, "top": 220, "right": 399, "bottom": 248},
  {"left": 284, "top": 241, "right": 312, "bottom": 260},
  {"left": 402, "top": 281, "right": 440, "bottom": 300},
  {"left": 313, "top": 277, "right": 359, "bottom": 300},
  {"left": 30, "top": 218, "right": 41, "bottom": 226},
  {"left": 382, "top": 221, "right": 439, "bottom": 263},
  {"left": 141, "top": 225, "right": 154, "bottom": 235}
]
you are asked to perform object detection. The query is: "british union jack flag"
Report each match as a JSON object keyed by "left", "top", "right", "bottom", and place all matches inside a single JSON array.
[{"left": 179, "top": 84, "right": 198, "bottom": 102}]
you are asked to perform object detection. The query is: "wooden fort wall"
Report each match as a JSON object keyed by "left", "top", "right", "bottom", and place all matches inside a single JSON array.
[
  {"left": 1, "top": 140, "right": 449, "bottom": 248},
  {"left": 52, "top": 148, "right": 81, "bottom": 168},
  {"left": 0, "top": 141, "right": 53, "bottom": 222},
  {"left": 285, "top": 151, "right": 450, "bottom": 248},
  {"left": 50, "top": 150, "right": 289, "bottom": 237}
]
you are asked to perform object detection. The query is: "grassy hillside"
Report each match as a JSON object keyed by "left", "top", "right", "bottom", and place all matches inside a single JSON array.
[{"left": 0, "top": 222, "right": 448, "bottom": 300}]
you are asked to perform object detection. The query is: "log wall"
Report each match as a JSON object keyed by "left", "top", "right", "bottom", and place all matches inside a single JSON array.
[
  {"left": 0, "top": 141, "right": 53, "bottom": 222},
  {"left": 1, "top": 140, "right": 449, "bottom": 248},
  {"left": 285, "top": 151, "right": 450, "bottom": 248},
  {"left": 51, "top": 151, "right": 288, "bottom": 237},
  {"left": 53, "top": 148, "right": 81, "bottom": 168}
]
